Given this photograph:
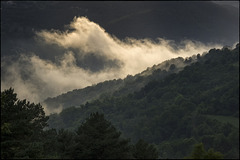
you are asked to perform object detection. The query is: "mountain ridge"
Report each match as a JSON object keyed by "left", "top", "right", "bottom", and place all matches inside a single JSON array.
[
  {"left": 47, "top": 44, "right": 239, "bottom": 158},
  {"left": 43, "top": 54, "right": 199, "bottom": 112}
]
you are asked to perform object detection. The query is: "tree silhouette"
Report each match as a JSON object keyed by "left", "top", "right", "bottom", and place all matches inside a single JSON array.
[
  {"left": 71, "top": 112, "right": 132, "bottom": 159},
  {"left": 132, "top": 139, "right": 159, "bottom": 159},
  {"left": 1, "top": 88, "right": 49, "bottom": 158},
  {"left": 185, "top": 143, "right": 223, "bottom": 159}
]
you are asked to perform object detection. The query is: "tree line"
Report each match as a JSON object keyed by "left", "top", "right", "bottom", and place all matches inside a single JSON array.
[
  {"left": 1, "top": 88, "right": 225, "bottom": 159},
  {"left": 1, "top": 88, "right": 159, "bottom": 159}
]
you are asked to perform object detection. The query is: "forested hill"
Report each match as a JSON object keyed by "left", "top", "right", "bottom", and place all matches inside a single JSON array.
[
  {"left": 43, "top": 55, "right": 197, "bottom": 111},
  {"left": 47, "top": 44, "right": 239, "bottom": 158}
]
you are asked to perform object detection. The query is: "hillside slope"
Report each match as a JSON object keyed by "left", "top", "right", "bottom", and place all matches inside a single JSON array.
[
  {"left": 47, "top": 44, "right": 239, "bottom": 158},
  {"left": 43, "top": 55, "right": 198, "bottom": 111}
]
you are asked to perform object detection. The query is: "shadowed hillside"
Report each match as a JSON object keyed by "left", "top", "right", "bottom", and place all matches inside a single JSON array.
[
  {"left": 47, "top": 44, "right": 239, "bottom": 158},
  {"left": 43, "top": 55, "right": 198, "bottom": 111}
]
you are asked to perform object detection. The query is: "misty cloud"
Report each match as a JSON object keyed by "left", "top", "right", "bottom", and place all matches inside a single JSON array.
[
  {"left": 1, "top": 16, "right": 221, "bottom": 114},
  {"left": 36, "top": 16, "right": 221, "bottom": 74}
]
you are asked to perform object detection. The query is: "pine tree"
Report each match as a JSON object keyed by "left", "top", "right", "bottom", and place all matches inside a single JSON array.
[
  {"left": 132, "top": 139, "right": 159, "bottom": 159},
  {"left": 185, "top": 143, "right": 223, "bottom": 159},
  {"left": 1, "top": 88, "right": 49, "bottom": 159},
  {"left": 71, "top": 112, "right": 132, "bottom": 159}
]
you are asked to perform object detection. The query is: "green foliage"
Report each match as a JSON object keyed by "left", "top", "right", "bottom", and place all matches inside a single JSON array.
[
  {"left": 159, "top": 138, "right": 197, "bottom": 158},
  {"left": 47, "top": 44, "right": 239, "bottom": 158},
  {"left": 71, "top": 112, "right": 132, "bottom": 159},
  {"left": 41, "top": 128, "right": 60, "bottom": 158},
  {"left": 44, "top": 57, "right": 192, "bottom": 110},
  {"left": 57, "top": 129, "right": 76, "bottom": 158},
  {"left": 132, "top": 139, "right": 159, "bottom": 159},
  {"left": 185, "top": 142, "right": 224, "bottom": 159},
  {"left": 189, "top": 143, "right": 206, "bottom": 159},
  {"left": 1, "top": 88, "right": 49, "bottom": 159},
  {"left": 205, "top": 115, "right": 239, "bottom": 128}
]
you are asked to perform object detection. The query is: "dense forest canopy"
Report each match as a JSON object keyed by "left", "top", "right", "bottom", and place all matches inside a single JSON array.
[
  {"left": 1, "top": 90, "right": 158, "bottom": 159},
  {"left": 47, "top": 44, "right": 239, "bottom": 158}
]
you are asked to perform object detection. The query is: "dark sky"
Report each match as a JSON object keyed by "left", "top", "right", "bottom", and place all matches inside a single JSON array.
[{"left": 212, "top": 1, "right": 239, "bottom": 8}]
